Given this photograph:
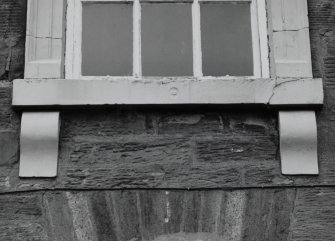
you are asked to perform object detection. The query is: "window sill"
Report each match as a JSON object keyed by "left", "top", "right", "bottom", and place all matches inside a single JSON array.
[{"left": 12, "top": 77, "right": 323, "bottom": 107}]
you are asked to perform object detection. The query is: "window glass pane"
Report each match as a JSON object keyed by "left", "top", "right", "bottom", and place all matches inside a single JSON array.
[
  {"left": 82, "top": 3, "right": 133, "bottom": 76},
  {"left": 201, "top": 3, "right": 253, "bottom": 76},
  {"left": 141, "top": 3, "right": 193, "bottom": 76}
]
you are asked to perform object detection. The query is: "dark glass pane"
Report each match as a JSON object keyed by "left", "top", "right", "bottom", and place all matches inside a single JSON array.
[
  {"left": 141, "top": 3, "right": 193, "bottom": 76},
  {"left": 82, "top": 3, "right": 133, "bottom": 76},
  {"left": 201, "top": 3, "right": 253, "bottom": 76}
]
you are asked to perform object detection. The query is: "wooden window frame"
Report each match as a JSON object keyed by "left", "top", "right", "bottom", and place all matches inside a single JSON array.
[{"left": 66, "top": 0, "right": 269, "bottom": 79}]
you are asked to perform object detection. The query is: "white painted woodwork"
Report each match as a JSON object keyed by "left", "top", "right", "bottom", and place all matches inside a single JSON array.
[
  {"left": 250, "top": 0, "right": 264, "bottom": 78},
  {"left": 271, "top": 0, "right": 313, "bottom": 77},
  {"left": 265, "top": 0, "right": 276, "bottom": 77},
  {"left": 12, "top": 77, "right": 323, "bottom": 106},
  {"left": 19, "top": 112, "right": 60, "bottom": 177},
  {"left": 279, "top": 111, "right": 319, "bottom": 175},
  {"left": 66, "top": 0, "right": 82, "bottom": 79},
  {"left": 25, "top": 0, "right": 65, "bottom": 78},
  {"left": 133, "top": 0, "right": 142, "bottom": 77},
  {"left": 256, "top": 0, "right": 269, "bottom": 78},
  {"left": 192, "top": 0, "right": 203, "bottom": 77}
]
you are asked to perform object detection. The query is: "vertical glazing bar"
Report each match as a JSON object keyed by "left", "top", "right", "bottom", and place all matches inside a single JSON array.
[
  {"left": 133, "top": 0, "right": 142, "bottom": 77},
  {"left": 192, "top": 0, "right": 202, "bottom": 77}
]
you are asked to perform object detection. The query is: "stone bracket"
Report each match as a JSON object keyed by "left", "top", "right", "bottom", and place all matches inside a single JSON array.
[
  {"left": 19, "top": 112, "right": 60, "bottom": 177},
  {"left": 279, "top": 111, "right": 319, "bottom": 175}
]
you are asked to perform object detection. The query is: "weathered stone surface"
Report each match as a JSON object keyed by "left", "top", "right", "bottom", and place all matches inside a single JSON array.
[
  {"left": 0, "top": 0, "right": 26, "bottom": 81},
  {"left": 0, "top": 131, "right": 18, "bottom": 167},
  {"left": 289, "top": 188, "right": 335, "bottom": 241},
  {"left": 0, "top": 188, "right": 335, "bottom": 241},
  {"left": 0, "top": 193, "right": 48, "bottom": 241},
  {"left": 243, "top": 188, "right": 296, "bottom": 241}
]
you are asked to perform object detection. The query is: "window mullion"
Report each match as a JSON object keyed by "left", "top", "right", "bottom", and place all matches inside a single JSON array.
[
  {"left": 133, "top": 0, "right": 142, "bottom": 77},
  {"left": 192, "top": 0, "right": 203, "bottom": 77}
]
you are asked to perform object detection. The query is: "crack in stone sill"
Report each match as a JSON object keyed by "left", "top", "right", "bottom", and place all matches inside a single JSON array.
[{"left": 267, "top": 79, "right": 302, "bottom": 104}]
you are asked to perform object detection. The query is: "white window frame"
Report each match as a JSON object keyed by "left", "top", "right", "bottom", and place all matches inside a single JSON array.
[{"left": 65, "top": 0, "right": 270, "bottom": 79}]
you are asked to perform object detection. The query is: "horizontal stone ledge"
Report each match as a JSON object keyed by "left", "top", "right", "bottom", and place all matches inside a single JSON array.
[{"left": 12, "top": 77, "right": 323, "bottom": 107}]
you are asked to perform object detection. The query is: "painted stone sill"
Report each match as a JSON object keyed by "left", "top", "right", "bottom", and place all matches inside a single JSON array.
[{"left": 12, "top": 77, "right": 323, "bottom": 107}]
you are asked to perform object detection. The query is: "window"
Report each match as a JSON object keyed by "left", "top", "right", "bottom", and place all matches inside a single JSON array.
[
  {"left": 16, "top": 0, "right": 322, "bottom": 106},
  {"left": 66, "top": 0, "right": 269, "bottom": 79}
]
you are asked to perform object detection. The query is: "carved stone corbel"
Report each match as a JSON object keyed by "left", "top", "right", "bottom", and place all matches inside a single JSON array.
[
  {"left": 279, "top": 111, "right": 319, "bottom": 175},
  {"left": 19, "top": 112, "right": 60, "bottom": 177}
]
